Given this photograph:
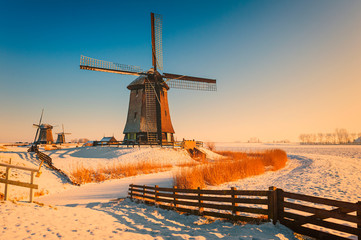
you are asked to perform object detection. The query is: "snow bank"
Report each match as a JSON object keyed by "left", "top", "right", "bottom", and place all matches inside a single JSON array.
[
  {"left": 48, "top": 146, "right": 196, "bottom": 174},
  {"left": 1, "top": 199, "right": 296, "bottom": 240}
]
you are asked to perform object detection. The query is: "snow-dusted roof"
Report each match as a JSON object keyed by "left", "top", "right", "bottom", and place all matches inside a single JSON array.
[{"left": 100, "top": 136, "right": 117, "bottom": 142}]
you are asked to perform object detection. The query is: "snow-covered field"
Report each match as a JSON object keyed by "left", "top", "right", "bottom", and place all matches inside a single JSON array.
[
  {"left": 215, "top": 143, "right": 361, "bottom": 203},
  {"left": 1, "top": 143, "right": 361, "bottom": 239}
]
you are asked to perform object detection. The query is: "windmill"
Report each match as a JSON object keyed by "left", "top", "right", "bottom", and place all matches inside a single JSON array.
[
  {"left": 56, "top": 124, "right": 71, "bottom": 144},
  {"left": 80, "top": 13, "right": 217, "bottom": 145},
  {"left": 28, "top": 110, "right": 54, "bottom": 152}
]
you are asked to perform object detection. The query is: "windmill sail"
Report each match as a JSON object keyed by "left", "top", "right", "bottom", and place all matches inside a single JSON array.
[
  {"left": 163, "top": 73, "right": 217, "bottom": 91},
  {"left": 151, "top": 13, "right": 163, "bottom": 71},
  {"left": 80, "top": 55, "right": 144, "bottom": 76}
]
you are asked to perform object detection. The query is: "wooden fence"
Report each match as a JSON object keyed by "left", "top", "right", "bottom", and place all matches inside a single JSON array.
[
  {"left": 128, "top": 184, "right": 361, "bottom": 240},
  {"left": 0, "top": 162, "right": 39, "bottom": 203}
]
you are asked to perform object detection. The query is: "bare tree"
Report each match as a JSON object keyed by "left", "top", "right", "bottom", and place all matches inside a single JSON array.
[
  {"left": 205, "top": 142, "right": 215, "bottom": 151},
  {"left": 299, "top": 134, "right": 306, "bottom": 144},
  {"left": 318, "top": 133, "right": 324, "bottom": 144}
]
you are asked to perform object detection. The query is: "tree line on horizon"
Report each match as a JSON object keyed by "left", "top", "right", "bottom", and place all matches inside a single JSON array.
[{"left": 299, "top": 128, "right": 361, "bottom": 144}]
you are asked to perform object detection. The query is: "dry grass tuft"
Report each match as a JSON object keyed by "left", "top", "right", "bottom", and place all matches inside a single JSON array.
[
  {"left": 174, "top": 149, "right": 288, "bottom": 188},
  {"left": 34, "top": 189, "right": 49, "bottom": 197},
  {"left": 70, "top": 161, "right": 174, "bottom": 184}
]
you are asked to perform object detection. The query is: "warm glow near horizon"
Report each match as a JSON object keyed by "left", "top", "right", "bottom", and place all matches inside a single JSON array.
[{"left": 1, "top": 0, "right": 360, "bottom": 143}]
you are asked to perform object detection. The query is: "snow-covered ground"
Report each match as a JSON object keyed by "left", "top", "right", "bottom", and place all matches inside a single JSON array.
[
  {"left": 215, "top": 143, "right": 361, "bottom": 203},
  {"left": 1, "top": 143, "right": 361, "bottom": 239}
]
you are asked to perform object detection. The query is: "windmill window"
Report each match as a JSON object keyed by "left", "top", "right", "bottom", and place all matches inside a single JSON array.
[
  {"left": 134, "top": 112, "right": 137, "bottom": 120},
  {"left": 136, "top": 90, "right": 139, "bottom": 97},
  {"left": 165, "top": 110, "right": 167, "bottom": 116}
]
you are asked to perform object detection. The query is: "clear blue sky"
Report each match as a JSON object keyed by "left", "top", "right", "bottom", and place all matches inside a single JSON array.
[{"left": 1, "top": 0, "right": 361, "bottom": 142}]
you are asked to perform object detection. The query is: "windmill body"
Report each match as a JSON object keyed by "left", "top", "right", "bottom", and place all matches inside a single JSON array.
[
  {"left": 123, "top": 69, "right": 175, "bottom": 144},
  {"left": 56, "top": 133, "right": 65, "bottom": 144},
  {"left": 56, "top": 124, "right": 71, "bottom": 144},
  {"left": 35, "top": 124, "right": 54, "bottom": 144},
  {"left": 80, "top": 13, "right": 216, "bottom": 145}
]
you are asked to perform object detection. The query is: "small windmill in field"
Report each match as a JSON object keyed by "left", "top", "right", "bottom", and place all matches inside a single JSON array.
[
  {"left": 29, "top": 110, "right": 54, "bottom": 152},
  {"left": 56, "top": 124, "right": 71, "bottom": 144},
  {"left": 80, "top": 13, "right": 216, "bottom": 145}
]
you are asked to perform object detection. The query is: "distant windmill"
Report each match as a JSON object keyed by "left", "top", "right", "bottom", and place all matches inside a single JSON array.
[
  {"left": 80, "top": 13, "right": 217, "bottom": 145},
  {"left": 28, "top": 109, "right": 54, "bottom": 152},
  {"left": 56, "top": 124, "right": 71, "bottom": 144},
  {"left": 32, "top": 110, "right": 54, "bottom": 144}
]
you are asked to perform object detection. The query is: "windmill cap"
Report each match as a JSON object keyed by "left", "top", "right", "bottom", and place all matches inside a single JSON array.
[{"left": 127, "top": 72, "right": 169, "bottom": 90}]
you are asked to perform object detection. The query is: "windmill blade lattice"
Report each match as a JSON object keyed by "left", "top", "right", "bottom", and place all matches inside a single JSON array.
[
  {"left": 166, "top": 78, "right": 216, "bottom": 91},
  {"left": 80, "top": 55, "right": 144, "bottom": 76},
  {"left": 151, "top": 13, "right": 163, "bottom": 71},
  {"left": 163, "top": 73, "right": 217, "bottom": 91}
]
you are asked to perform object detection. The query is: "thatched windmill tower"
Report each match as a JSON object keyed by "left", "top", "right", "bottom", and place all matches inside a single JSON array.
[
  {"left": 56, "top": 124, "right": 71, "bottom": 144},
  {"left": 80, "top": 13, "right": 216, "bottom": 145}
]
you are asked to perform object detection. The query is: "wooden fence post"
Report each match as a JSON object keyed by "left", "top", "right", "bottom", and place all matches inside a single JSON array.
[
  {"left": 4, "top": 167, "right": 10, "bottom": 201},
  {"left": 155, "top": 185, "right": 159, "bottom": 204},
  {"left": 276, "top": 188, "right": 284, "bottom": 224},
  {"left": 143, "top": 185, "right": 146, "bottom": 201},
  {"left": 231, "top": 187, "right": 238, "bottom": 215},
  {"left": 173, "top": 186, "right": 178, "bottom": 209},
  {"left": 357, "top": 201, "right": 361, "bottom": 240},
  {"left": 29, "top": 172, "right": 34, "bottom": 203},
  {"left": 129, "top": 184, "right": 133, "bottom": 199},
  {"left": 198, "top": 187, "right": 203, "bottom": 214},
  {"left": 268, "top": 186, "right": 277, "bottom": 224}
]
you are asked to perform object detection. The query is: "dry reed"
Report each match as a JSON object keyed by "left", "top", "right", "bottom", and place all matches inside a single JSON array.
[
  {"left": 70, "top": 161, "right": 174, "bottom": 184},
  {"left": 174, "top": 149, "right": 288, "bottom": 188}
]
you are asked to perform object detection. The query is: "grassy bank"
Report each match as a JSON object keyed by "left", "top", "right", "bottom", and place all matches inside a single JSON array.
[{"left": 173, "top": 149, "right": 288, "bottom": 188}]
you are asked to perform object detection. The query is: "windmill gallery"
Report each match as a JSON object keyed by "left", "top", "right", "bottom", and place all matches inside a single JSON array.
[{"left": 79, "top": 13, "right": 217, "bottom": 146}]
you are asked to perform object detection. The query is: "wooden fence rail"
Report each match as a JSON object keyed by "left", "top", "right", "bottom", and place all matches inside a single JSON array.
[
  {"left": 0, "top": 162, "right": 39, "bottom": 203},
  {"left": 128, "top": 184, "right": 361, "bottom": 240}
]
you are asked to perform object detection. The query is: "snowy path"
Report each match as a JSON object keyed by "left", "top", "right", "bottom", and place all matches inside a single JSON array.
[
  {"left": 37, "top": 171, "right": 173, "bottom": 206},
  {"left": 215, "top": 144, "right": 361, "bottom": 203}
]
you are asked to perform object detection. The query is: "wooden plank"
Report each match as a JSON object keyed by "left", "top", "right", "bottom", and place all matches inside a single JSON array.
[
  {"left": 156, "top": 198, "right": 174, "bottom": 204},
  {"left": 202, "top": 211, "right": 259, "bottom": 222},
  {"left": 0, "top": 163, "right": 39, "bottom": 172},
  {"left": 233, "top": 190, "right": 269, "bottom": 196},
  {"left": 285, "top": 212, "right": 360, "bottom": 236},
  {"left": 175, "top": 206, "right": 200, "bottom": 215},
  {"left": 143, "top": 186, "right": 269, "bottom": 196},
  {"left": 0, "top": 178, "right": 38, "bottom": 189},
  {"left": 131, "top": 192, "right": 155, "bottom": 201},
  {"left": 132, "top": 184, "right": 155, "bottom": 189},
  {"left": 284, "top": 192, "right": 359, "bottom": 211},
  {"left": 151, "top": 196, "right": 268, "bottom": 215},
  {"left": 284, "top": 201, "right": 361, "bottom": 224},
  {"left": 281, "top": 219, "right": 351, "bottom": 240},
  {"left": 156, "top": 192, "right": 268, "bottom": 204},
  {"left": 130, "top": 189, "right": 155, "bottom": 195}
]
